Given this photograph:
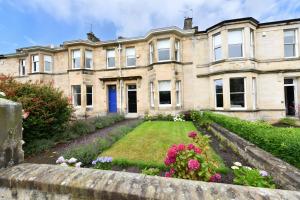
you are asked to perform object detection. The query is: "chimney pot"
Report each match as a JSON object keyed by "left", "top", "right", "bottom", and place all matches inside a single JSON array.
[{"left": 87, "top": 32, "right": 100, "bottom": 42}]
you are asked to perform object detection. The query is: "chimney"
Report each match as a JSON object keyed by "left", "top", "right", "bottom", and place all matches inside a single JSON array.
[
  {"left": 183, "top": 17, "right": 193, "bottom": 30},
  {"left": 87, "top": 32, "right": 100, "bottom": 42}
]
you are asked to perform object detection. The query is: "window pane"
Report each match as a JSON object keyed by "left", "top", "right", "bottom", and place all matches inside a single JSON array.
[
  {"left": 73, "top": 85, "right": 81, "bottom": 106},
  {"left": 230, "top": 78, "right": 244, "bottom": 93},
  {"left": 108, "top": 58, "right": 115, "bottom": 67},
  {"left": 73, "top": 50, "right": 80, "bottom": 58},
  {"left": 74, "top": 58, "right": 80, "bottom": 68},
  {"left": 159, "top": 81, "right": 171, "bottom": 91},
  {"left": 229, "top": 44, "right": 243, "bottom": 58},
  {"left": 157, "top": 39, "right": 170, "bottom": 49},
  {"left": 216, "top": 94, "right": 223, "bottom": 107},
  {"left": 158, "top": 49, "right": 170, "bottom": 61},
  {"left": 127, "top": 57, "right": 136, "bottom": 66},
  {"left": 284, "top": 79, "right": 293, "bottom": 84},
  {"left": 284, "top": 30, "right": 295, "bottom": 44},
  {"left": 214, "top": 47, "right": 222, "bottom": 60},
  {"left": 228, "top": 30, "right": 242, "bottom": 44},
  {"left": 86, "top": 86, "right": 93, "bottom": 107},
  {"left": 284, "top": 44, "right": 295, "bottom": 57},
  {"left": 230, "top": 94, "right": 245, "bottom": 107},
  {"left": 159, "top": 91, "right": 171, "bottom": 104},
  {"left": 107, "top": 49, "right": 115, "bottom": 57},
  {"left": 126, "top": 48, "right": 135, "bottom": 56},
  {"left": 213, "top": 33, "right": 221, "bottom": 47},
  {"left": 215, "top": 79, "right": 223, "bottom": 93},
  {"left": 45, "top": 62, "right": 51, "bottom": 72},
  {"left": 85, "top": 58, "right": 92, "bottom": 68}
]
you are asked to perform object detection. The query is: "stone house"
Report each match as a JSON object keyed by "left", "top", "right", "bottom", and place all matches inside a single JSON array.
[{"left": 0, "top": 17, "right": 300, "bottom": 120}]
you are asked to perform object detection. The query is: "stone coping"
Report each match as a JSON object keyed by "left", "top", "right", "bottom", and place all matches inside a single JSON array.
[
  {"left": 210, "top": 123, "right": 300, "bottom": 191},
  {"left": 0, "top": 163, "right": 300, "bottom": 200}
]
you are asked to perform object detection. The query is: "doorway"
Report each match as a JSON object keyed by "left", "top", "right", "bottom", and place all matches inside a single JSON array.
[
  {"left": 108, "top": 85, "right": 117, "bottom": 113},
  {"left": 284, "top": 78, "right": 296, "bottom": 116},
  {"left": 127, "top": 85, "right": 137, "bottom": 113}
]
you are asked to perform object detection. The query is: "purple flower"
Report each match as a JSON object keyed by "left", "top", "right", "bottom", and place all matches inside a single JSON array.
[
  {"left": 209, "top": 173, "right": 222, "bottom": 182},
  {"left": 259, "top": 170, "right": 268, "bottom": 177}
]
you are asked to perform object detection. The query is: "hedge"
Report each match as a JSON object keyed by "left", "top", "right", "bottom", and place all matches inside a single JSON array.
[{"left": 202, "top": 112, "right": 300, "bottom": 169}]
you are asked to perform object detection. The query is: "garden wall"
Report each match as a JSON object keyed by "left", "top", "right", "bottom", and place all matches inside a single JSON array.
[
  {"left": 209, "top": 123, "right": 300, "bottom": 191},
  {"left": 0, "top": 163, "right": 300, "bottom": 200}
]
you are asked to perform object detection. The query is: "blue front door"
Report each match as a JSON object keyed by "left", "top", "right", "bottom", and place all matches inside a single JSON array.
[{"left": 108, "top": 85, "right": 117, "bottom": 113}]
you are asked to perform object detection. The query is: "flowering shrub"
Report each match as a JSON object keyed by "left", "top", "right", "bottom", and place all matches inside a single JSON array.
[
  {"left": 173, "top": 114, "right": 185, "bottom": 122},
  {"left": 164, "top": 131, "right": 221, "bottom": 182},
  {"left": 231, "top": 162, "right": 275, "bottom": 188},
  {"left": 56, "top": 156, "right": 82, "bottom": 168},
  {"left": 92, "top": 157, "right": 113, "bottom": 170}
]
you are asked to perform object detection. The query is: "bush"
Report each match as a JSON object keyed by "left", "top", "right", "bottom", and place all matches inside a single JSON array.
[
  {"left": 279, "top": 117, "right": 297, "bottom": 127},
  {"left": 93, "top": 114, "right": 124, "bottom": 129},
  {"left": 203, "top": 111, "right": 300, "bottom": 168},
  {"left": 0, "top": 76, "right": 72, "bottom": 143},
  {"left": 142, "top": 168, "right": 160, "bottom": 176},
  {"left": 24, "top": 139, "right": 55, "bottom": 155}
]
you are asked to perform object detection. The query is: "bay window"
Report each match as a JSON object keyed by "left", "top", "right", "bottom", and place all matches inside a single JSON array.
[
  {"left": 107, "top": 49, "right": 115, "bottom": 68},
  {"left": 32, "top": 55, "right": 39, "bottom": 73},
  {"left": 228, "top": 29, "right": 243, "bottom": 58},
  {"left": 230, "top": 78, "right": 245, "bottom": 108},
  {"left": 214, "top": 79, "right": 223, "bottom": 108},
  {"left": 86, "top": 85, "right": 93, "bottom": 107},
  {"left": 85, "top": 50, "right": 93, "bottom": 69},
  {"left": 159, "top": 80, "right": 171, "bottom": 105},
  {"left": 72, "top": 85, "right": 81, "bottom": 107},
  {"left": 175, "top": 40, "right": 180, "bottom": 62},
  {"left": 213, "top": 33, "right": 222, "bottom": 61},
  {"left": 149, "top": 43, "right": 154, "bottom": 64},
  {"left": 126, "top": 47, "right": 136, "bottom": 67},
  {"left": 250, "top": 29, "right": 255, "bottom": 58},
  {"left": 157, "top": 39, "right": 170, "bottom": 61},
  {"left": 72, "top": 50, "right": 80, "bottom": 69},
  {"left": 44, "top": 55, "right": 52, "bottom": 73},
  {"left": 19, "top": 59, "right": 26, "bottom": 76},
  {"left": 284, "top": 29, "right": 297, "bottom": 57}
]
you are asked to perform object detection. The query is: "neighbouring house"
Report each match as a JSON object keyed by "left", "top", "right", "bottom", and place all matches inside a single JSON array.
[{"left": 0, "top": 17, "right": 300, "bottom": 121}]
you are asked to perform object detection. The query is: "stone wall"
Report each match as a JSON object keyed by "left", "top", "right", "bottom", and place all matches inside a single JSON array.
[
  {"left": 0, "top": 98, "right": 23, "bottom": 168},
  {"left": 209, "top": 123, "right": 300, "bottom": 191},
  {"left": 0, "top": 163, "right": 300, "bottom": 200}
]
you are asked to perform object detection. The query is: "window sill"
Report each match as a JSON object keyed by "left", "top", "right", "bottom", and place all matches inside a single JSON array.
[{"left": 159, "top": 104, "right": 172, "bottom": 108}]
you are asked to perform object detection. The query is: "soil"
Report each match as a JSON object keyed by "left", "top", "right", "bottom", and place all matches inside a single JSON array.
[
  {"left": 195, "top": 124, "right": 254, "bottom": 184},
  {"left": 24, "top": 119, "right": 140, "bottom": 165}
]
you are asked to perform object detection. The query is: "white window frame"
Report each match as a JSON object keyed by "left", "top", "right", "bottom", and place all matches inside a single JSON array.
[
  {"left": 19, "top": 59, "right": 26, "bottom": 76},
  {"left": 176, "top": 80, "right": 181, "bottom": 106},
  {"left": 230, "top": 77, "right": 246, "bottom": 110},
  {"left": 175, "top": 40, "right": 180, "bottom": 62},
  {"left": 157, "top": 39, "right": 171, "bottom": 62},
  {"left": 284, "top": 29, "right": 298, "bottom": 58},
  {"left": 106, "top": 49, "right": 116, "bottom": 68},
  {"left": 85, "top": 50, "right": 93, "bottom": 69},
  {"left": 126, "top": 47, "right": 136, "bottom": 67},
  {"left": 158, "top": 80, "right": 171, "bottom": 107},
  {"left": 228, "top": 29, "right": 244, "bottom": 59},
  {"left": 149, "top": 43, "right": 154, "bottom": 64},
  {"left": 252, "top": 77, "right": 257, "bottom": 110},
  {"left": 72, "top": 49, "right": 81, "bottom": 69},
  {"left": 86, "top": 85, "right": 93, "bottom": 108},
  {"left": 213, "top": 33, "right": 222, "bottom": 61},
  {"left": 250, "top": 29, "right": 255, "bottom": 58},
  {"left": 44, "top": 55, "right": 52, "bottom": 73},
  {"left": 150, "top": 82, "right": 154, "bottom": 107},
  {"left": 72, "top": 85, "right": 81, "bottom": 107},
  {"left": 214, "top": 79, "right": 224, "bottom": 109},
  {"left": 32, "top": 55, "right": 39, "bottom": 73}
]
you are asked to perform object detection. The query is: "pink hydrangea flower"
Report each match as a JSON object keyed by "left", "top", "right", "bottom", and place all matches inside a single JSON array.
[
  {"left": 187, "top": 144, "right": 195, "bottom": 150},
  {"left": 164, "top": 156, "right": 176, "bottom": 166},
  {"left": 188, "top": 159, "right": 200, "bottom": 171},
  {"left": 188, "top": 131, "right": 197, "bottom": 138},
  {"left": 165, "top": 172, "right": 171, "bottom": 177},
  {"left": 194, "top": 147, "right": 202, "bottom": 154},
  {"left": 170, "top": 168, "right": 175, "bottom": 175},
  {"left": 209, "top": 173, "right": 222, "bottom": 182},
  {"left": 177, "top": 144, "right": 186, "bottom": 151},
  {"left": 167, "top": 147, "right": 178, "bottom": 159}
]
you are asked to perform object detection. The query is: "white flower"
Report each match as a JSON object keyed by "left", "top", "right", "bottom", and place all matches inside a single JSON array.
[
  {"left": 259, "top": 170, "right": 268, "bottom": 177},
  {"left": 60, "top": 163, "right": 68, "bottom": 167},
  {"left": 75, "top": 162, "right": 82, "bottom": 168},
  {"left": 68, "top": 157, "right": 78, "bottom": 164},
  {"left": 231, "top": 166, "right": 239, "bottom": 170},
  {"left": 244, "top": 166, "right": 252, "bottom": 170},
  {"left": 234, "top": 162, "right": 242, "bottom": 167},
  {"left": 56, "top": 156, "right": 65, "bottom": 164},
  {"left": 0, "top": 91, "right": 6, "bottom": 97}
]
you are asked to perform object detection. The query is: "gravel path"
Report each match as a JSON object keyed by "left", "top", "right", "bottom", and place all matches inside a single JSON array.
[{"left": 24, "top": 119, "right": 140, "bottom": 165}]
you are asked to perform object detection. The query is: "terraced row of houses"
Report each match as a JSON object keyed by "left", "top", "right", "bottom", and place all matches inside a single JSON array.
[{"left": 1, "top": 17, "right": 300, "bottom": 120}]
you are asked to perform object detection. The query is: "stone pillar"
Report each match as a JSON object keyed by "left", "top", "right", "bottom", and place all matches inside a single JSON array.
[{"left": 0, "top": 98, "right": 24, "bottom": 168}]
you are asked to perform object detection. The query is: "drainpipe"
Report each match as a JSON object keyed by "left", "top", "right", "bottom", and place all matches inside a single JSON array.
[{"left": 118, "top": 43, "right": 123, "bottom": 114}]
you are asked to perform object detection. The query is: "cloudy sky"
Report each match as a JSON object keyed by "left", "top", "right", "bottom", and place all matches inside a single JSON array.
[{"left": 0, "top": 0, "right": 299, "bottom": 54}]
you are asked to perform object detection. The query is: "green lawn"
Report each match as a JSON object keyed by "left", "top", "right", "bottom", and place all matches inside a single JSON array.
[{"left": 101, "top": 121, "right": 224, "bottom": 167}]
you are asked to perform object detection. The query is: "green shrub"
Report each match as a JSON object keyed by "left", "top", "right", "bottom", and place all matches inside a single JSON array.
[
  {"left": 279, "top": 117, "right": 297, "bottom": 127},
  {"left": 0, "top": 76, "right": 72, "bottom": 144},
  {"left": 203, "top": 111, "right": 300, "bottom": 168},
  {"left": 93, "top": 114, "right": 124, "bottom": 129},
  {"left": 142, "top": 168, "right": 161, "bottom": 176},
  {"left": 24, "top": 139, "right": 55, "bottom": 155}
]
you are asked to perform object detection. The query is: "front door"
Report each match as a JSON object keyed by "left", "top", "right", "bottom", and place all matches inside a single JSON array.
[
  {"left": 108, "top": 85, "right": 117, "bottom": 113},
  {"left": 284, "top": 78, "right": 296, "bottom": 116},
  {"left": 127, "top": 85, "right": 137, "bottom": 113}
]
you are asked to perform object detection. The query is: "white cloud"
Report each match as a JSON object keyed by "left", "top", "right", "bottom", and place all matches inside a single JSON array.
[{"left": 4, "top": 0, "right": 300, "bottom": 37}]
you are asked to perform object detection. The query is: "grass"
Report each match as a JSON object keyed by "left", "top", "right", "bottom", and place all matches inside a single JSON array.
[{"left": 101, "top": 121, "right": 225, "bottom": 168}]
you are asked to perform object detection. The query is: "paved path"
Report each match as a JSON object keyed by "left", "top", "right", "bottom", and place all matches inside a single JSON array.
[{"left": 24, "top": 119, "right": 140, "bottom": 165}]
